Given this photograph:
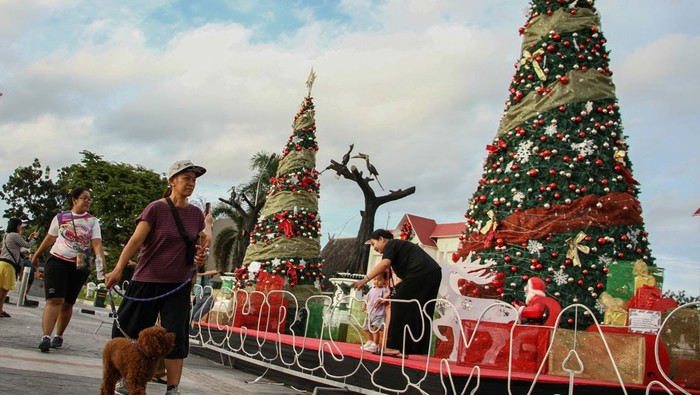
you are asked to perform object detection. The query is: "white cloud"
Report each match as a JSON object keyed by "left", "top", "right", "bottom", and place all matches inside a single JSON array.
[{"left": 0, "top": 1, "right": 698, "bottom": 293}]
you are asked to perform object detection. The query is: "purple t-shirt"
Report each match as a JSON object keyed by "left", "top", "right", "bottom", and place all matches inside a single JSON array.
[{"left": 132, "top": 200, "right": 204, "bottom": 283}]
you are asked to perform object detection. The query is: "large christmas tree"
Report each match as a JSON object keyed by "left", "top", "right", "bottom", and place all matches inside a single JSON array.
[
  {"left": 237, "top": 70, "right": 325, "bottom": 293},
  {"left": 454, "top": 0, "right": 655, "bottom": 328}
]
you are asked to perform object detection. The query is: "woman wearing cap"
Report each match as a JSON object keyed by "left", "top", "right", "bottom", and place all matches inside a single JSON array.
[
  {"left": 104, "top": 160, "right": 209, "bottom": 395},
  {"left": 31, "top": 187, "right": 106, "bottom": 350},
  {"left": 0, "top": 218, "right": 39, "bottom": 317},
  {"left": 353, "top": 229, "right": 442, "bottom": 358}
]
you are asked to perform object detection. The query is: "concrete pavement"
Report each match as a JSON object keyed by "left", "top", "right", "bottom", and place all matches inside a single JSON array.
[{"left": 0, "top": 287, "right": 304, "bottom": 395}]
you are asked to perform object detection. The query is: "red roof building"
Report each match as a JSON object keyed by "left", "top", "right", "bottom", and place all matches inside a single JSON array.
[{"left": 367, "top": 213, "right": 465, "bottom": 271}]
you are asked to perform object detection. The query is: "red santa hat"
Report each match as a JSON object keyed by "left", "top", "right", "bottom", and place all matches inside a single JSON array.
[{"left": 524, "top": 277, "right": 547, "bottom": 303}]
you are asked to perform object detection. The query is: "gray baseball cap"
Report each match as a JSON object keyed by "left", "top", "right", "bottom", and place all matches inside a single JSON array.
[{"left": 167, "top": 160, "right": 207, "bottom": 179}]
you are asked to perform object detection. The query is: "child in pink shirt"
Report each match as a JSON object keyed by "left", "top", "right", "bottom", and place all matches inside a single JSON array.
[{"left": 361, "top": 272, "right": 389, "bottom": 353}]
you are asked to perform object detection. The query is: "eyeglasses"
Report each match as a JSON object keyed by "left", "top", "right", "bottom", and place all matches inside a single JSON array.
[{"left": 78, "top": 196, "right": 93, "bottom": 202}]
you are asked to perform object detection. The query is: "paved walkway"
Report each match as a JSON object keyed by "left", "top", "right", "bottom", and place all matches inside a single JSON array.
[{"left": 0, "top": 288, "right": 303, "bottom": 395}]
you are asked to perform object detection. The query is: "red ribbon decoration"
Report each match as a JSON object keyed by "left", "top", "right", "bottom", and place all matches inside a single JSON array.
[
  {"left": 275, "top": 213, "right": 295, "bottom": 238},
  {"left": 615, "top": 164, "right": 639, "bottom": 186},
  {"left": 285, "top": 261, "right": 305, "bottom": 285},
  {"left": 234, "top": 267, "right": 248, "bottom": 279}
]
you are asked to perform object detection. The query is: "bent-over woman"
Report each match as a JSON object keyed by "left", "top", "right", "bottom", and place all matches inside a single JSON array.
[{"left": 354, "top": 229, "right": 442, "bottom": 358}]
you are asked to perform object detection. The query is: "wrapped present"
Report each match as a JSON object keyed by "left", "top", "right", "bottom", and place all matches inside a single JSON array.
[
  {"left": 549, "top": 329, "right": 645, "bottom": 385},
  {"left": 599, "top": 291, "right": 628, "bottom": 326},
  {"left": 585, "top": 325, "right": 671, "bottom": 386},
  {"left": 207, "top": 309, "right": 233, "bottom": 326},
  {"left": 305, "top": 301, "right": 326, "bottom": 339},
  {"left": 457, "top": 320, "right": 550, "bottom": 373},
  {"left": 231, "top": 272, "right": 288, "bottom": 333},
  {"left": 432, "top": 326, "right": 454, "bottom": 359},
  {"left": 632, "top": 260, "right": 657, "bottom": 294},
  {"left": 628, "top": 284, "right": 662, "bottom": 310},
  {"left": 606, "top": 261, "right": 664, "bottom": 300},
  {"left": 604, "top": 310, "right": 628, "bottom": 327},
  {"left": 606, "top": 261, "right": 636, "bottom": 300}
]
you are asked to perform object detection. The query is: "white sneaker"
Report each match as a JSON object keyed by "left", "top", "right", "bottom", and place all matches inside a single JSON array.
[
  {"left": 115, "top": 378, "right": 129, "bottom": 395},
  {"left": 361, "top": 341, "right": 374, "bottom": 351},
  {"left": 366, "top": 343, "right": 379, "bottom": 353}
]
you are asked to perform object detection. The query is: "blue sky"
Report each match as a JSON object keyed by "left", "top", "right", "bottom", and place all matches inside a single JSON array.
[{"left": 1, "top": 0, "right": 698, "bottom": 295}]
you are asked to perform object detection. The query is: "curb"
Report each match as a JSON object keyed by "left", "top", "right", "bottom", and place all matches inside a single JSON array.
[
  {"left": 6, "top": 295, "right": 116, "bottom": 318},
  {"left": 75, "top": 307, "right": 115, "bottom": 318}
]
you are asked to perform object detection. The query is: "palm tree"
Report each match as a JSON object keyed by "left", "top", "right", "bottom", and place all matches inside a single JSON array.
[{"left": 215, "top": 151, "right": 279, "bottom": 272}]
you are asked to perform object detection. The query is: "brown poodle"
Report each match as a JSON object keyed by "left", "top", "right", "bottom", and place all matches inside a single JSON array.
[{"left": 100, "top": 326, "right": 175, "bottom": 395}]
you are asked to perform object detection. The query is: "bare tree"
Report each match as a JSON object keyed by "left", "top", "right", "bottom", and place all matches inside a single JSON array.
[{"left": 325, "top": 148, "right": 415, "bottom": 273}]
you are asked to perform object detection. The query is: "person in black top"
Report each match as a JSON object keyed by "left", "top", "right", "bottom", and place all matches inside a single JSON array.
[{"left": 353, "top": 229, "right": 441, "bottom": 357}]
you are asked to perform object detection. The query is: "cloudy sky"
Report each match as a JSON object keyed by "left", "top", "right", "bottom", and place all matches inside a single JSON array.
[{"left": 1, "top": 0, "right": 698, "bottom": 294}]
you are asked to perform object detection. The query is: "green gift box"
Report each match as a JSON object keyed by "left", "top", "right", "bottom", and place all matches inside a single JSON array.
[
  {"left": 606, "top": 261, "right": 636, "bottom": 300},
  {"left": 305, "top": 302, "right": 325, "bottom": 339},
  {"left": 606, "top": 262, "right": 664, "bottom": 300}
]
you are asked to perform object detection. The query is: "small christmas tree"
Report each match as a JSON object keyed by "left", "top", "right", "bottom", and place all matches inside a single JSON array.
[
  {"left": 454, "top": 0, "right": 655, "bottom": 328},
  {"left": 237, "top": 69, "right": 325, "bottom": 293}
]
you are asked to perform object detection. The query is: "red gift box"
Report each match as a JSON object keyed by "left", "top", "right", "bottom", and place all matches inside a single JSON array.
[
  {"left": 628, "top": 284, "right": 662, "bottom": 310},
  {"left": 457, "top": 320, "right": 550, "bottom": 373},
  {"left": 232, "top": 272, "right": 288, "bottom": 333}
]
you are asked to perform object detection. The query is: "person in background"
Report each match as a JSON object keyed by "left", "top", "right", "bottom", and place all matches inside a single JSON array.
[
  {"left": 104, "top": 160, "right": 209, "bottom": 395},
  {"left": 353, "top": 229, "right": 442, "bottom": 358},
  {"left": 360, "top": 271, "right": 389, "bottom": 354},
  {"left": 191, "top": 267, "right": 219, "bottom": 323},
  {"left": 31, "top": 187, "right": 106, "bottom": 351},
  {"left": 191, "top": 209, "right": 216, "bottom": 324},
  {"left": 0, "top": 218, "right": 39, "bottom": 317}
]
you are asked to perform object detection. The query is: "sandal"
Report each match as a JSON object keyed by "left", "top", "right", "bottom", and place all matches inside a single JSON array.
[
  {"left": 0, "top": 311, "right": 10, "bottom": 317},
  {"left": 151, "top": 377, "right": 167, "bottom": 384}
]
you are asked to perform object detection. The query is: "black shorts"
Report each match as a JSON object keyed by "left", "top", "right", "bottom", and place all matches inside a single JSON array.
[
  {"left": 43, "top": 255, "right": 89, "bottom": 304},
  {"left": 112, "top": 280, "right": 192, "bottom": 359}
]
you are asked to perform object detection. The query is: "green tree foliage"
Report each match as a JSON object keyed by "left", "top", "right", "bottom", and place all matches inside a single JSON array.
[
  {"left": 663, "top": 290, "right": 700, "bottom": 309},
  {"left": 58, "top": 151, "right": 166, "bottom": 276},
  {"left": 0, "top": 158, "right": 62, "bottom": 230},
  {"left": 215, "top": 151, "right": 278, "bottom": 272}
]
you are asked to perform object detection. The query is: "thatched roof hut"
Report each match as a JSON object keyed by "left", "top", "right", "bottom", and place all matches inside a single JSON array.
[{"left": 320, "top": 237, "right": 360, "bottom": 291}]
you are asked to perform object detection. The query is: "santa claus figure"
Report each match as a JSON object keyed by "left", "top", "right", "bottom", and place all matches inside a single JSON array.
[{"left": 516, "top": 277, "right": 562, "bottom": 327}]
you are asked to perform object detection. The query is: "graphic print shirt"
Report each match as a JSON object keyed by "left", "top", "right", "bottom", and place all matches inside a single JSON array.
[{"left": 48, "top": 211, "right": 102, "bottom": 261}]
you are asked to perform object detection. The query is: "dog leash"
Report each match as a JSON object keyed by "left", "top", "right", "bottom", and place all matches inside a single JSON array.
[{"left": 107, "top": 268, "right": 196, "bottom": 341}]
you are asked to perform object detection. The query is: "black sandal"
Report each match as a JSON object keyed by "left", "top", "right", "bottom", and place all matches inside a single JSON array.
[
  {"left": 0, "top": 311, "right": 11, "bottom": 317},
  {"left": 151, "top": 377, "right": 167, "bottom": 384}
]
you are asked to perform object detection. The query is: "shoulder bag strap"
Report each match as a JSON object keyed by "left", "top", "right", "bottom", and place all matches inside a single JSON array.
[
  {"left": 69, "top": 212, "right": 85, "bottom": 253},
  {"left": 165, "top": 197, "right": 193, "bottom": 245}
]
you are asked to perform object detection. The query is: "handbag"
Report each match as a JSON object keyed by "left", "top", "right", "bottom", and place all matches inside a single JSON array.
[{"left": 165, "top": 197, "right": 196, "bottom": 266}]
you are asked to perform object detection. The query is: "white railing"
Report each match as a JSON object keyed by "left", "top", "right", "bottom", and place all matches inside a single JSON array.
[{"left": 188, "top": 291, "right": 699, "bottom": 395}]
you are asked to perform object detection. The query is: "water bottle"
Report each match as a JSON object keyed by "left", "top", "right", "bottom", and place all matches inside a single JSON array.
[{"left": 95, "top": 255, "right": 105, "bottom": 281}]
